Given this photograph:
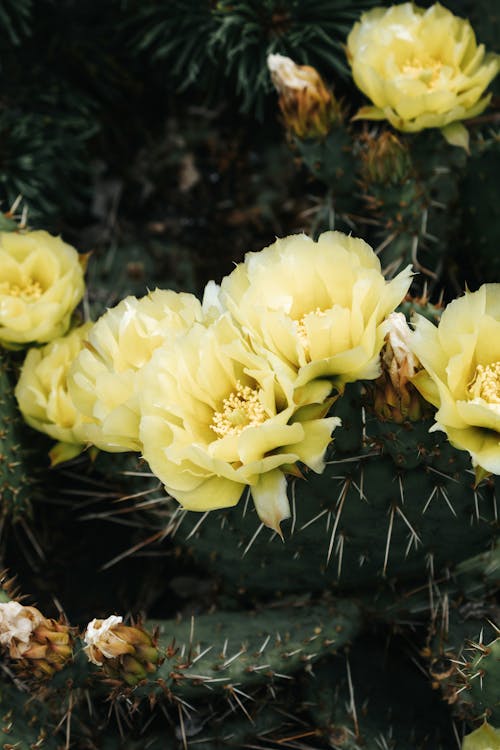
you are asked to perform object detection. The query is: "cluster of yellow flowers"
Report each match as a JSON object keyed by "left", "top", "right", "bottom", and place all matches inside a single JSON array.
[
  {"left": 4, "top": 230, "right": 500, "bottom": 530},
  {"left": 269, "top": 3, "right": 499, "bottom": 149},
  {"left": 5, "top": 232, "right": 500, "bottom": 532},
  {"left": 7, "top": 228, "right": 412, "bottom": 532}
]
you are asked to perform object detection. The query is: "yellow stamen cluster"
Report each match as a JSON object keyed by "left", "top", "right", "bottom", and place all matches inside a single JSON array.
[
  {"left": 0, "top": 278, "right": 44, "bottom": 301},
  {"left": 402, "top": 57, "right": 443, "bottom": 88},
  {"left": 211, "top": 380, "right": 267, "bottom": 437},
  {"left": 296, "top": 308, "right": 326, "bottom": 355},
  {"left": 468, "top": 361, "right": 500, "bottom": 404}
]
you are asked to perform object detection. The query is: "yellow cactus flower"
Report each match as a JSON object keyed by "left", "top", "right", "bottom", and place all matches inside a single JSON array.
[
  {"left": 0, "top": 230, "right": 86, "bottom": 347},
  {"left": 139, "top": 314, "right": 339, "bottom": 533},
  {"left": 15, "top": 323, "right": 93, "bottom": 464},
  {"left": 219, "top": 231, "right": 412, "bottom": 390},
  {"left": 347, "top": 3, "right": 500, "bottom": 144},
  {"left": 267, "top": 53, "right": 341, "bottom": 138},
  {"left": 68, "top": 289, "right": 203, "bottom": 452},
  {"left": 462, "top": 722, "right": 500, "bottom": 750},
  {"left": 411, "top": 285, "right": 500, "bottom": 475}
]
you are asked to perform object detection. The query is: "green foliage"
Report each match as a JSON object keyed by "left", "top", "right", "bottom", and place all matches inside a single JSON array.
[
  {"left": 130, "top": 0, "right": 377, "bottom": 116},
  {"left": 0, "top": 0, "right": 32, "bottom": 45}
]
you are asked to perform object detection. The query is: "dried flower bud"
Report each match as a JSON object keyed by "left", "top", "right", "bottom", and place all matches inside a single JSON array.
[
  {"left": 267, "top": 53, "right": 342, "bottom": 138},
  {"left": 0, "top": 601, "right": 73, "bottom": 679},
  {"left": 372, "top": 312, "right": 428, "bottom": 423},
  {"left": 84, "top": 615, "right": 160, "bottom": 686},
  {"left": 0, "top": 601, "right": 43, "bottom": 657}
]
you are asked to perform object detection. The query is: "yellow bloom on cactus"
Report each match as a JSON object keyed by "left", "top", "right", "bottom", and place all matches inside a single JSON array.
[
  {"left": 462, "top": 722, "right": 500, "bottom": 750},
  {"left": 267, "top": 53, "right": 341, "bottom": 138},
  {"left": 68, "top": 289, "right": 203, "bottom": 452},
  {"left": 139, "top": 314, "right": 340, "bottom": 533},
  {"left": 411, "top": 285, "right": 500, "bottom": 475},
  {"left": 15, "top": 323, "right": 93, "bottom": 465},
  {"left": 346, "top": 3, "right": 500, "bottom": 144},
  {"left": 0, "top": 230, "right": 86, "bottom": 347},
  {"left": 219, "top": 231, "right": 412, "bottom": 390}
]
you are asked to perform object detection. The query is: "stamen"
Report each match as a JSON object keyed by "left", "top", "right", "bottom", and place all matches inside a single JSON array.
[
  {"left": 468, "top": 361, "right": 500, "bottom": 404},
  {"left": 0, "top": 278, "right": 44, "bottom": 301},
  {"left": 211, "top": 380, "right": 267, "bottom": 437}
]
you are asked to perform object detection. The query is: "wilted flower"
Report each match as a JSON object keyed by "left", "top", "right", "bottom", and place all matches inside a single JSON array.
[
  {"left": 84, "top": 615, "right": 127, "bottom": 665},
  {"left": 15, "top": 323, "right": 93, "bottom": 465},
  {"left": 0, "top": 230, "right": 86, "bottom": 347},
  {"left": 68, "top": 289, "right": 203, "bottom": 452},
  {"left": 411, "top": 284, "right": 500, "bottom": 476},
  {"left": 347, "top": 3, "right": 500, "bottom": 146},
  {"left": 267, "top": 53, "right": 342, "bottom": 138},
  {"left": 0, "top": 601, "right": 72, "bottom": 678},
  {"left": 84, "top": 615, "right": 159, "bottom": 685},
  {"left": 0, "top": 601, "right": 43, "bottom": 656},
  {"left": 219, "top": 231, "right": 412, "bottom": 390},
  {"left": 373, "top": 312, "right": 424, "bottom": 422},
  {"left": 139, "top": 314, "right": 339, "bottom": 533}
]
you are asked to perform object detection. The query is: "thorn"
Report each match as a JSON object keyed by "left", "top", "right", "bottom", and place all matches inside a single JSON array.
[
  {"left": 336, "top": 534, "right": 345, "bottom": 579},
  {"left": 185, "top": 511, "right": 209, "bottom": 541},
  {"left": 383, "top": 506, "right": 395, "bottom": 577},
  {"left": 326, "top": 480, "right": 350, "bottom": 567},
  {"left": 258, "top": 635, "right": 271, "bottom": 654},
  {"left": 291, "top": 482, "right": 297, "bottom": 536},
  {"left": 242, "top": 523, "right": 264, "bottom": 557},
  {"left": 300, "top": 508, "right": 329, "bottom": 531},
  {"left": 439, "top": 486, "right": 457, "bottom": 517},
  {"left": 177, "top": 703, "right": 188, "bottom": 750},
  {"left": 346, "top": 654, "right": 359, "bottom": 737},
  {"left": 221, "top": 648, "right": 246, "bottom": 669},
  {"left": 422, "top": 486, "right": 438, "bottom": 513}
]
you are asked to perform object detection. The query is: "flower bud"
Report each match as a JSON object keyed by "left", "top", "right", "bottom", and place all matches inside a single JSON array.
[
  {"left": 360, "top": 131, "right": 412, "bottom": 185},
  {"left": 267, "top": 53, "right": 342, "bottom": 138},
  {"left": 84, "top": 615, "right": 160, "bottom": 686}
]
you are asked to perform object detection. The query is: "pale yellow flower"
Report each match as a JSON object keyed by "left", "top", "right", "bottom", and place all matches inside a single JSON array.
[
  {"left": 0, "top": 230, "right": 86, "bottom": 346},
  {"left": 68, "top": 289, "right": 203, "bottom": 452},
  {"left": 15, "top": 323, "right": 93, "bottom": 463},
  {"left": 462, "top": 722, "right": 500, "bottom": 750},
  {"left": 139, "top": 314, "right": 339, "bottom": 533},
  {"left": 347, "top": 3, "right": 500, "bottom": 141},
  {"left": 411, "top": 285, "right": 500, "bottom": 475},
  {"left": 219, "top": 231, "right": 412, "bottom": 390}
]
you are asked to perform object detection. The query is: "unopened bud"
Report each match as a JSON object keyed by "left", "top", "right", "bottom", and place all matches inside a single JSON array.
[
  {"left": 267, "top": 53, "right": 342, "bottom": 138},
  {"left": 360, "top": 131, "right": 411, "bottom": 185}
]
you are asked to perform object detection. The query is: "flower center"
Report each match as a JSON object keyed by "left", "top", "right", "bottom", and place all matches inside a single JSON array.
[
  {"left": 0, "top": 278, "right": 44, "bottom": 301},
  {"left": 401, "top": 57, "right": 443, "bottom": 88},
  {"left": 296, "top": 308, "right": 327, "bottom": 355},
  {"left": 211, "top": 380, "right": 267, "bottom": 437},
  {"left": 468, "top": 361, "right": 500, "bottom": 404}
]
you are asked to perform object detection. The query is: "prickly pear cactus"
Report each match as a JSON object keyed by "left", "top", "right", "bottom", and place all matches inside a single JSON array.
[{"left": 0, "top": 349, "right": 37, "bottom": 519}]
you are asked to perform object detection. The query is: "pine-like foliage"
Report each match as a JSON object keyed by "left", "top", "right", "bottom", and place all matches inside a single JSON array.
[{"left": 130, "top": 0, "right": 377, "bottom": 116}]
